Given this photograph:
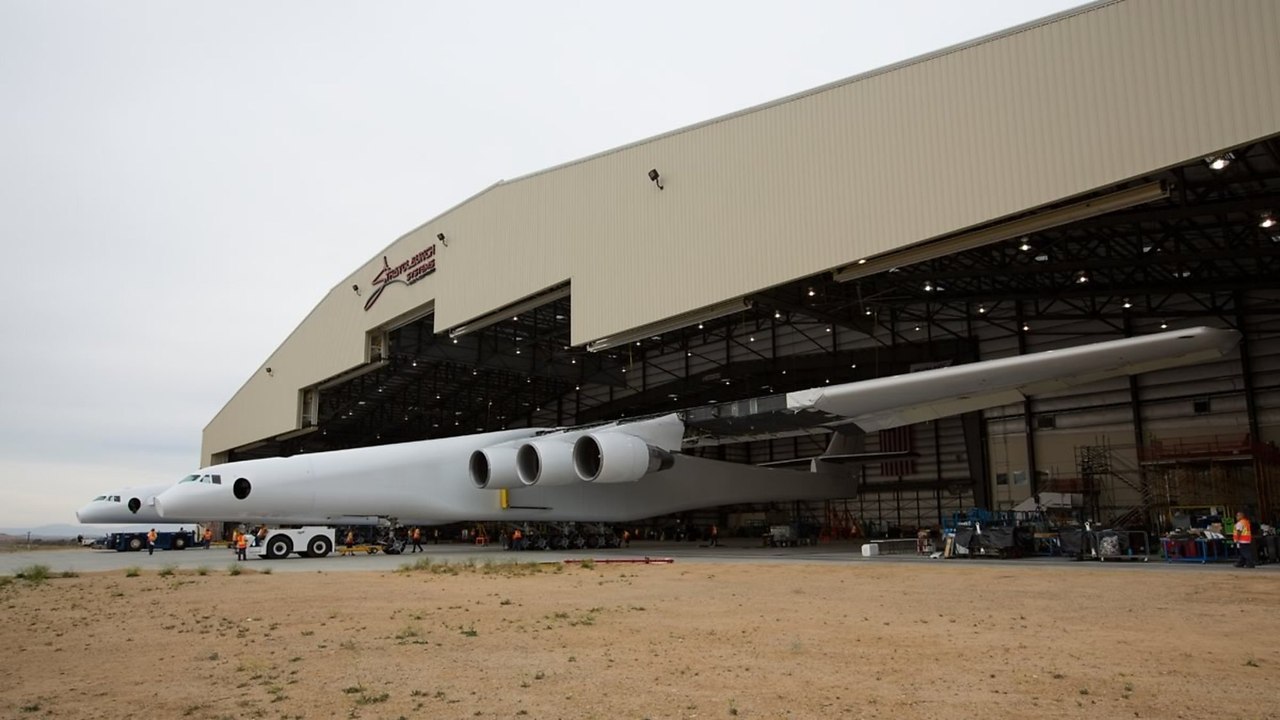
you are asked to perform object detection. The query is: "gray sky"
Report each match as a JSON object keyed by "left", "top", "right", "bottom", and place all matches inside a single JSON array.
[{"left": 0, "top": 0, "right": 1087, "bottom": 528}]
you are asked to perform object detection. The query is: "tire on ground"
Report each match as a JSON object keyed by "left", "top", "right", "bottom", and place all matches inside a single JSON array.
[
  {"left": 306, "top": 535, "right": 332, "bottom": 558},
  {"left": 265, "top": 535, "right": 293, "bottom": 559}
]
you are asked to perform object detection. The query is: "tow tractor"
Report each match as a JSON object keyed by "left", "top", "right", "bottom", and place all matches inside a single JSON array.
[{"left": 252, "top": 527, "right": 338, "bottom": 559}]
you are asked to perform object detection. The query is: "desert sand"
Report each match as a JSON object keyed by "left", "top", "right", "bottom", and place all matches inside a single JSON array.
[{"left": 2, "top": 558, "right": 1277, "bottom": 719}]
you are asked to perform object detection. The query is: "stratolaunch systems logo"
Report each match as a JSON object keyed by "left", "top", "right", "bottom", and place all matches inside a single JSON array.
[{"left": 364, "top": 245, "right": 436, "bottom": 311}]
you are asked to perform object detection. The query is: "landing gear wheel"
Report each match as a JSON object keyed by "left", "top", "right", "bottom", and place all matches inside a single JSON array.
[
  {"left": 265, "top": 536, "right": 293, "bottom": 559},
  {"left": 306, "top": 535, "right": 332, "bottom": 558}
]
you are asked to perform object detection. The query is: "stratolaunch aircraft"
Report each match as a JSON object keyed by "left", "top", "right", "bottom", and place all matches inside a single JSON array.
[
  {"left": 155, "top": 327, "right": 1239, "bottom": 525},
  {"left": 76, "top": 483, "right": 173, "bottom": 524}
]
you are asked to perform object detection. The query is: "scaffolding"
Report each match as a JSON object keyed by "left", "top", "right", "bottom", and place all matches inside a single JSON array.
[{"left": 1140, "top": 434, "right": 1280, "bottom": 527}]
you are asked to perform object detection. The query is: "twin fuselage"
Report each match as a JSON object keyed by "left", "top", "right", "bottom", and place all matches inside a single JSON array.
[{"left": 134, "top": 415, "right": 851, "bottom": 526}]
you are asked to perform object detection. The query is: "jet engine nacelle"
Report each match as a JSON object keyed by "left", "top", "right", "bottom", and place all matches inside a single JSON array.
[
  {"left": 516, "top": 439, "right": 578, "bottom": 487},
  {"left": 469, "top": 446, "right": 523, "bottom": 490},
  {"left": 573, "top": 431, "right": 675, "bottom": 484}
]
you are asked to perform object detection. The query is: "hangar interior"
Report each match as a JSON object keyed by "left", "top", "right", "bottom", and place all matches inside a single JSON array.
[
  {"left": 207, "top": 0, "right": 1280, "bottom": 539},
  {"left": 225, "top": 137, "right": 1280, "bottom": 535}
]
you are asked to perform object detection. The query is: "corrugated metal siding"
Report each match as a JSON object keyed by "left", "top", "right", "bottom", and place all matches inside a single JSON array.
[
  {"left": 204, "top": 0, "right": 1280, "bottom": 460},
  {"left": 395, "top": 0, "right": 1280, "bottom": 345}
]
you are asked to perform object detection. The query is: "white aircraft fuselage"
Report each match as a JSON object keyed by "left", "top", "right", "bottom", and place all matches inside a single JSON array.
[
  {"left": 155, "top": 419, "right": 850, "bottom": 524},
  {"left": 75, "top": 483, "right": 172, "bottom": 524},
  {"left": 151, "top": 327, "right": 1242, "bottom": 527}
]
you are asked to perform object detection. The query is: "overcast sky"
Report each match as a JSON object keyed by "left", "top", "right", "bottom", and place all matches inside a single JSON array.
[{"left": 0, "top": 0, "right": 1087, "bottom": 529}]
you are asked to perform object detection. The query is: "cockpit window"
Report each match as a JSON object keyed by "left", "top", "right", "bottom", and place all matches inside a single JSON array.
[
  {"left": 179, "top": 474, "right": 201, "bottom": 484},
  {"left": 110, "top": 495, "right": 120, "bottom": 502},
  {"left": 93, "top": 495, "right": 106, "bottom": 501},
  {"left": 211, "top": 474, "right": 222, "bottom": 485}
]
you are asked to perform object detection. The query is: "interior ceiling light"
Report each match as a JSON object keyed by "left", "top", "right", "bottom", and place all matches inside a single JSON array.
[
  {"left": 1018, "top": 238, "right": 1032, "bottom": 252},
  {"left": 1022, "top": 323, "right": 1030, "bottom": 331},
  {"left": 1034, "top": 253, "right": 1049, "bottom": 262},
  {"left": 447, "top": 283, "right": 571, "bottom": 339},
  {"left": 585, "top": 298, "right": 752, "bottom": 352},
  {"left": 833, "top": 181, "right": 1168, "bottom": 283},
  {"left": 1161, "top": 322, "right": 1169, "bottom": 329},
  {"left": 1123, "top": 299, "right": 1133, "bottom": 309},
  {"left": 977, "top": 305, "right": 986, "bottom": 314},
  {"left": 807, "top": 287, "right": 816, "bottom": 297},
  {"left": 1075, "top": 272, "right": 1090, "bottom": 284},
  {"left": 1261, "top": 214, "right": 1277, "bottom": 229},
  {"left": 923, "top": 282, "right": 934, "bottom": 291},
  {"left": 1205, "top": 153, "right": 1234, "bottom": 171}
]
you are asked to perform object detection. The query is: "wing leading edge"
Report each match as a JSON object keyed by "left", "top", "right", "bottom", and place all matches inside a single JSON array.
[{"left": 784, "top": 326, "right": 1239, "bottom": 432}]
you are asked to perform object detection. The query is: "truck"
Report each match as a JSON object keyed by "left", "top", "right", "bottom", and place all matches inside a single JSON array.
[{"left": 103, "top": 529, "right": 199, "bottom": 552}]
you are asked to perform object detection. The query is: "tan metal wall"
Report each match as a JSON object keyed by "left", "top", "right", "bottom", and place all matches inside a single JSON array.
[{"left": 203, "top": 0, "right": 1280, "bottom": 462}]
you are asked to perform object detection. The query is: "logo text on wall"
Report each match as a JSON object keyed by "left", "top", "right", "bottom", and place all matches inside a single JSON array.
[{"left": 364, "top": 245, "right": 435, "bottom": 311}]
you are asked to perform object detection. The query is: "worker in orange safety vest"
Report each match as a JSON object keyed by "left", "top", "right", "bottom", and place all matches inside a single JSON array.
[
  {"left": 235, "top": 532, "right": 249, "bottom": 561},
  {"left": 1233, "top": 511, "right": 1256, "bottom": 568}
]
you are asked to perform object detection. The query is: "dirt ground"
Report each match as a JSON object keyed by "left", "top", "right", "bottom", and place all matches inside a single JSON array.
[{"left": 1, "top": 558, "right": 1277, "bottom": 720}]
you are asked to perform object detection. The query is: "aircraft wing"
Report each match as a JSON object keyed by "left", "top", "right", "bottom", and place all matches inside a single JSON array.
[
  {"left": 686, "top": 326, "right": 1239, "bottom": 436},
  {"left": 151, "top": 326, "right": 1242, "bottom": 526},
  {"left": 757, "top": 451, "right": 916, "bottom": 468}
]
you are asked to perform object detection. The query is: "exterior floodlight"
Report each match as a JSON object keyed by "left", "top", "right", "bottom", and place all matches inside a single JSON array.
[
  {"left": 647, "top": 168, "right": 663, "bottom": 190},
  {"left": 437, "top": 232, "right": 447, "bottom": 247},
  {"left": 352, "top": 284, "right": 360, "bottom": 295}
]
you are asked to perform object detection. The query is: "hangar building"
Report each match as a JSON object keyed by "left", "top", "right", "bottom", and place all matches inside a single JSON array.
[{"left": 203, "top": 0, "right": 1280, "bottom": 533}]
